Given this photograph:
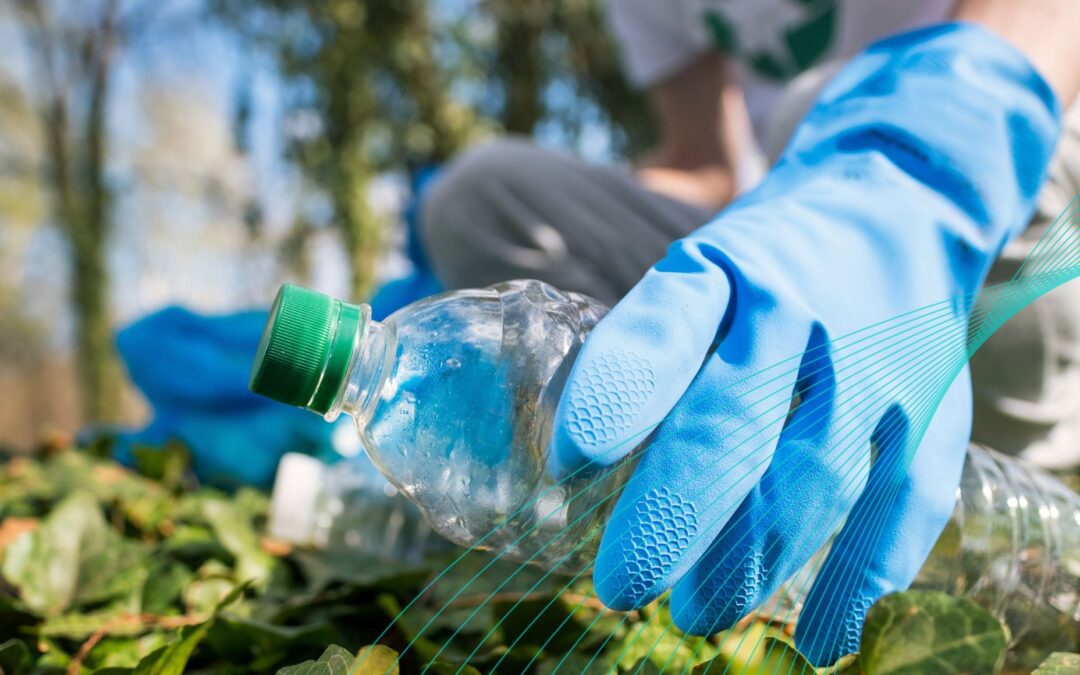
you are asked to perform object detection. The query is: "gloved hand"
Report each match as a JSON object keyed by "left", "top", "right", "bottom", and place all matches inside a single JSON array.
[{"left": 550, "top": 23, "right": 1060, "bottom": 665}]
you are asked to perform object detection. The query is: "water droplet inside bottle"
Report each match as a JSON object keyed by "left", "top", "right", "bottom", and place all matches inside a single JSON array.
[{"left": 445, "top": 357, "right": 461, "bottom": 369}]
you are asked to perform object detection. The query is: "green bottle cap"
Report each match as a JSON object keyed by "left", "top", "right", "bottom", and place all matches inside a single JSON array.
[{"left": 249, "top": 284, "right": 364, "bottom": 415}]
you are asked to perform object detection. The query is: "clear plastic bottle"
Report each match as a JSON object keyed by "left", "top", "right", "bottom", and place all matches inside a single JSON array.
[
  {"left": 249, "top": 282, "right": 1080, "bottom": 635},
  {"left": 250, "top": 280, "right": 634, "bottom": 571}
]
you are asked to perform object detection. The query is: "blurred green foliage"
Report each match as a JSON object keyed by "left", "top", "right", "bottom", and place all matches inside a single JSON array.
[
  {"left": 211, "top": 0, "right": 655, "bottom": 300},
  {"left": 2, "top": 0, "right": 655, "bottom": 421},
  {"left": 0, "top": 447, "right": 1072, "bottom": 674}
]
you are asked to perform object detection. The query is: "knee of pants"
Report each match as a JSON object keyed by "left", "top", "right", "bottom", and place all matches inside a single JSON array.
[
  {"left": 420, "top": 136, "right": 535, "bottom": 233},
  {"left": 418, "top": 137, "right": 560, "bottom": 288}
]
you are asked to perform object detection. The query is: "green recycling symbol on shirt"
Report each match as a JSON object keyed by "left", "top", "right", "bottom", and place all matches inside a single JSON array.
[{"left": 704, "top": 0, "right": 838, "bottom": 80}]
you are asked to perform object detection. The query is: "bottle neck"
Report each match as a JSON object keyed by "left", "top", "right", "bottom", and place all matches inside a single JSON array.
[{"left": 324, "top": 315, "right": 393, "bottom": 425}]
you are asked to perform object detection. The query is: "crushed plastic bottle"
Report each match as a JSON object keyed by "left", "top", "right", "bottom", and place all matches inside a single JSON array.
[
  {"left": 250, "top": 280, "right": 632, "bottom": 571},
  {"left": 249, "top": 280, "right": 1079, "bottom": 642}
]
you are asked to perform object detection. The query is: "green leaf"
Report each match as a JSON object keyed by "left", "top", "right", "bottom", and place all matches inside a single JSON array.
[
  {"left": 427, "top": 660, "right": 482, "bottom": 675},
  {"left": 38, "top": 608, "right": 144, "bottom": 640},
  {"left": 354, "top": 645, "right": 401, "bottom": 675},
  {"left": 0, "top": 639, "right": 32, "bottom": 675},
  {"left": 132, "top": 622, "right": 212, "bottom": 675},
  {"left": 610, "top": 602, "right": 716, "bottom": 672},
  {"left": 204, "top": 615, "right": 336, "bottom": 661},
  {"left": 183, "top": 577, "right": 237, "bottom": 615},
  {"left": 158, "top": 524, "right": 230, "bottom": 564},
  {"left": 276, "top": 644, "right": 400, "bottom": 675},
  {"left": 197, "top": 497, "right": 276, "bottom": 588},
  {"left": 84, "top": 634, "right": 171, "bottom": 671},
  {"left": 131, "top": 582, "right": 247, "bottom": 675},
  {"left": 0, "top": 492, "right": 149, "bottom": 615},
  {"left": 535, "top": 651, "right": 617, "bottom": 675},
  {"left": 290, "top": 549, "right": 430, "bottom": 592},
  {"left": 140, "top": 558, "right": 193, "bottom": 614},
  {"left": 859, "top": 590, "right": 1008, "bottom": 675},
  {"left": 132, "top": 442, "right": 191, "bottom": 493},
  {"left": 627, "top": 657, "right": 664, "bottom": 674},
  {"left": 1034, "top": 652, "right": 1080, "bottom": 674},
  {"left": 693, "top": 635, "right": 816, "bottom": 674},
  {"left": 828, "top": 652, "right": 862, "bottom": 674}
]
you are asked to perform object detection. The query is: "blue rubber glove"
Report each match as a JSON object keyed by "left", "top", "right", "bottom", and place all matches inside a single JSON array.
[{"left": 550, "top": 23, "right": 1060, "bottom": 665}]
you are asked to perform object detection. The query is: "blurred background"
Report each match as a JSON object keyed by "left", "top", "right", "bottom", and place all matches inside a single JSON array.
[{"left": 0, "top": 0, "right": 657, "bottom": 448}]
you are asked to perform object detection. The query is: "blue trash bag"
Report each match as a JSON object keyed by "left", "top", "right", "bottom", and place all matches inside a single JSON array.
[{"left": 111, "top": 306, "right": 344, "bottom": 490}]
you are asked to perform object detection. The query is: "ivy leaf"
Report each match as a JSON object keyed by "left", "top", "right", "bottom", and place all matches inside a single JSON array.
[
  {"left": 859, "top": 590, "right": 1008, "bottom": 674},
  {"left": 0, "top": 492, "right": 148, "bottom": 615},
  {"left": 204, "top": 615, "right": 336, "bottom": 661},
  {"left": 197, "top": 496, "right": 277, "bottom": 588},
  {"left": 427, "top": 660, "right": 482, "bottom": 675},
  {"left": 611, "top": 603, "right": 716, "bottom": 672},
  {"left": 83, "top": 634, "right": 171, "bottom": 671},
  {"left": 0, "top": 638, "right": 32, "bottom": 675},
  {"left": 140, "top": 557, "right": 194, "bottom": 614},
  {"left": 132, "top": 441, "right": 191, "bottom": 493},
  {"left": 353, "top": 645, "right": 402, "bottom": 675},
  {"left": 131, "top": 582, "right": 247, "bottom": 675},
  {"left": 276, "top": 644, "right": 400, "bottom": 675},
  {"left": 692, "top": 635, "right": 816, "bottom": 674},
  {"left": 1034, "top": 652, "right": 1080, "bottom": 674},
  {"left": 829, "top": 652, "right": 862, "bottom": 674}
]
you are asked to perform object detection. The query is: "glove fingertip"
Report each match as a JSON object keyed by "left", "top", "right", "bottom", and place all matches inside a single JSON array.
[{"left": 591, "top": 547, "right": 662, "bottom": 612}]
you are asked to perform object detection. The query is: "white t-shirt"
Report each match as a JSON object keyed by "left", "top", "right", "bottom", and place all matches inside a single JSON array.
[{"left": 606, "top": 0, "right": 955, "bottom": 133}]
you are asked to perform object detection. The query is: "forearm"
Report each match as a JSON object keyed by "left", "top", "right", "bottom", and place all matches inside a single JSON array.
[
  {"left": 955, "top": 0, "right": 1080, "bottom": 101},
  {"left": 756, "top": 23, "right": 1060, "bottom": 253}
]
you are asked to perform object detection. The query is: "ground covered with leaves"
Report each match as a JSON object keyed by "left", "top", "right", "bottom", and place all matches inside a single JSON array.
[{"left": 0, "top": 447, "right": 1076, "bottom": 674}]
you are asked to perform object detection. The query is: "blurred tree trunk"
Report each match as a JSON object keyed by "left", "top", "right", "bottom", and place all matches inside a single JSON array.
[
  {"left": 320, "top": 1, "right": 380, "bottom": 300},
  {"left": 21, "top": 0, "right": 123, "bottom": 423},
  {"left": 215, "top": 0, "right": 482, "bottom": 299},
  {"left": 491, "top": 0, "right": 548, "bottom": 135}
]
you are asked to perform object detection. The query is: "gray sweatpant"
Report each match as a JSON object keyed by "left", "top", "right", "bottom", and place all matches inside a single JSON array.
[{"left": 420, "top": 126, "right": 1080, "bottom": 469}]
